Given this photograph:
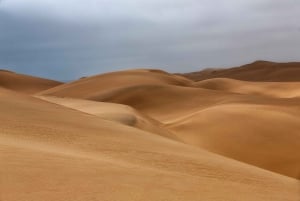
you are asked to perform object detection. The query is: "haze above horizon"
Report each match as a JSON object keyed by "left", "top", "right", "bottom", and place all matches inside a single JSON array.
[{"left": 0, "top": 0, "right": 299, "bottom": 80}]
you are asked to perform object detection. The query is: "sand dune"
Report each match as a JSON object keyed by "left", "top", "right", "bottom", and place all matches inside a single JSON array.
[
  {"left": 39, "top": 69, "right": 194, "bottom": 98},
  {"left": 180, "top": 61, "right": 300, "bottom": 81},
  {"left": 39, "top": 75, "right": 236, "bottom": 122},
  {"left": 196, "top": 78, "right": 300, "bottom": 98},
  {"left": 38, "top": 68, "right": 300, "bottom": 179},
  {"left": 82, "top": 83, "right": 300, "bottom": 178},
  {"left": 0, "top": 69, "right": 62, "bottom": 94},
  {"left": 2, "top": 64, "right": 300, "bottom": 200},
  {"left": 1, "top": 88, "right": 298, "bottom": 201}
]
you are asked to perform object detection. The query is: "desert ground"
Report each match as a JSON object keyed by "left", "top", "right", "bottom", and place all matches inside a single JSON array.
[{"left": 1, "top": 61, "right": 299, "bottom": 201}]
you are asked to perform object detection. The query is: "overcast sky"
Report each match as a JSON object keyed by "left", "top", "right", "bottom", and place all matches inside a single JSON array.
[{"left": 0, "top": 0, "right": 300, "bottom": 80}]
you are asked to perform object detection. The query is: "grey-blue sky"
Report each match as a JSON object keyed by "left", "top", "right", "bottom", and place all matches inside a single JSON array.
[{"left": 0, "top": 0, "right": 299, "bottom": 80}]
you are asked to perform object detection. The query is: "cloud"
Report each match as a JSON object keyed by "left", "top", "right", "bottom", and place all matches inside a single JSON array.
[{"left": 0, "top": 0, "right": 299, "bottom": 80}]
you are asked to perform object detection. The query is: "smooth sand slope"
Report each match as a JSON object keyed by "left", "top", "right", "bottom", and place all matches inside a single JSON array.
[
  {"left": 37, "top": 96, "right": 175, "bottom": 139},
  {"left": 38, "top": 68, "right": 300, "bottom": 179},
  {"left": 1, "top": 88, "right": 298, "bottom": 201},
  {"left": 180, "top": 61, "right": 300, "bottom": 82},
  {"left": 167, "top": 103, "right": 300, "bottom": 179},
  {"left": 0, "top": 69, "right": 62, "bottom": 94}
]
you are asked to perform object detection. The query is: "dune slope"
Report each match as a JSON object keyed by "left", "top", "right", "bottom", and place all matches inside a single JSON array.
[
  {"left": 37, "top": 96, "right": 175, "bottom": 139},
  {"left": 1, "top": 88, "right": 298, "bottom": 201},
  {"left": 167, "top": 103, "right": 300, "bottom": 179}
]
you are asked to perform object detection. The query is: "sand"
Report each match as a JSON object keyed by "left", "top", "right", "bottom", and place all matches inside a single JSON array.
[
  {"left": 37, "top": 65, "right": 300, "bottom": 178},
  {"left": 1, "top": 62, "right": 300, "bottom": 201}
]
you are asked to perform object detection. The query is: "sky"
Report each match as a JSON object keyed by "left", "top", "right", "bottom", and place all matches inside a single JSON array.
[{"left": 0, "top": 0, "right": 300, "bottom": 80}]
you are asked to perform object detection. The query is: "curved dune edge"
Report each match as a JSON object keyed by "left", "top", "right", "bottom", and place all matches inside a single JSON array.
[{"left": 0, "top": 89, "right": 298, "bottom": 201}]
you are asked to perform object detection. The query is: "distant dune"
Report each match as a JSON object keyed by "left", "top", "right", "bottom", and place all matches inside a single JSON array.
[
  {"left": 1, "top": 62, "right": 300, "bottom": 201},
  {"left": 0, "top": 69, "right": 62, "bottom": 94},
  {"left": 180, "top": 61, "right": 300, "bottom": 82},
  {"left": 196, "top": 78, "right": 300, "bottom": 98}
]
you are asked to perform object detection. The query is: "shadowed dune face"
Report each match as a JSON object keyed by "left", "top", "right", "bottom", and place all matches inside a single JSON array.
[
  {"left": 180, "top": 61, "right": 300, "bottom": 82},
  {"left": 1, "top": 88, "right": 298, "bottom": 201},
  {"left": 0, "top": 70, "right": 62, "bottom": 94}
]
